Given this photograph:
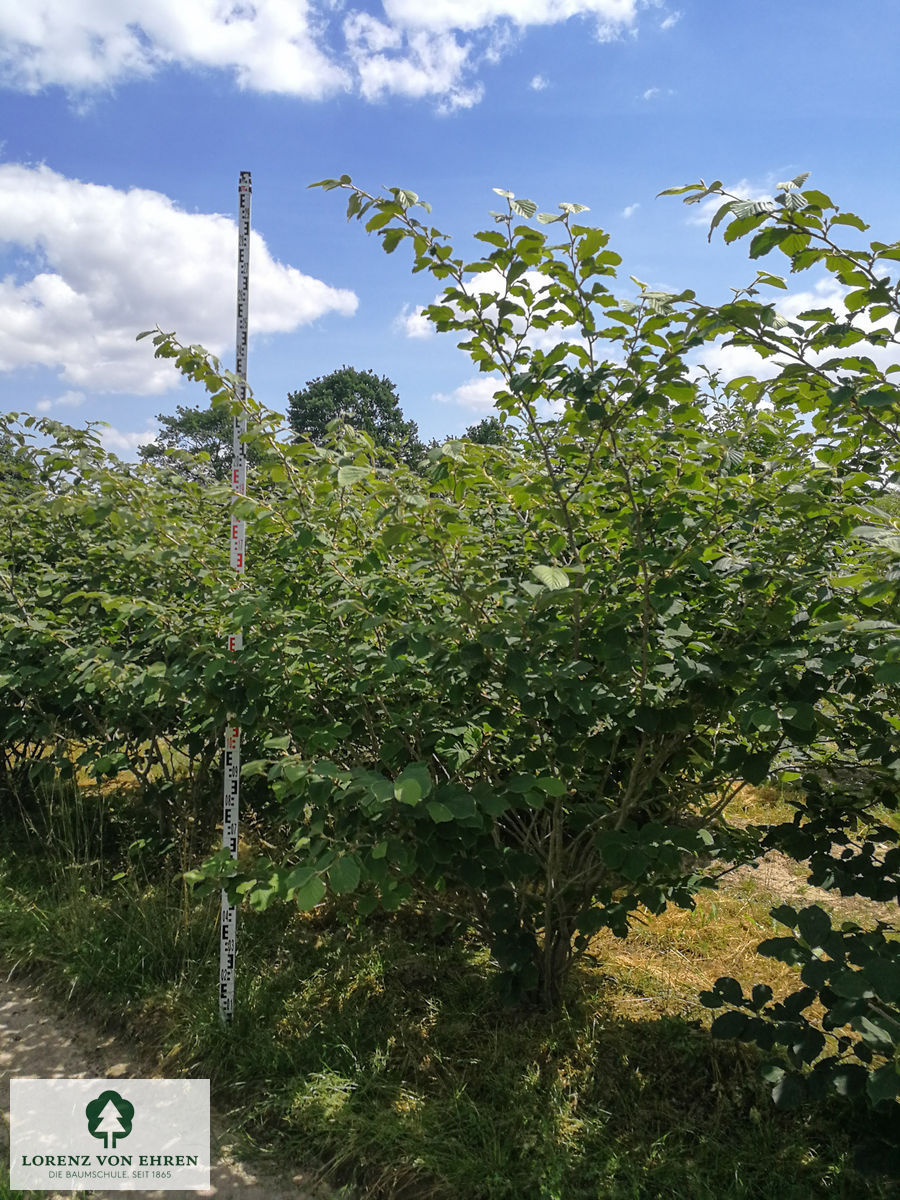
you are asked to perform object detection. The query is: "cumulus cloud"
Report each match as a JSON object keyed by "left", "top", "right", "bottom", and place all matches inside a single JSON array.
[
  {"left": 380, "top": 1, "right": 638, "bottom": 33},
  {"left": 660, "top": 11, "right": 681, "bottom": 30},
  {"left": 690, "top": 277, "right": 900, "bottom": 384},
  {"left": 35, "top": 389, "right": 86, "bottom": 412},
  {"left": 0, "top": 0, "right": 641, "bottom": 110},
  {"left": 0, "top": 1, "right": 348, "bottom": 97},
  {"left": 344, "top": 13, "right": 483, "bottom": 110},
  {"left": 530, "top": 73, "right": 549, "bottom": 90},
  {"left": 97, "top": 422, "right": 159, "bottom": 455},
  {"left": 622, "top": 202, "right": 640, "bottom": 218},
  {"left": 0, "top": 164, "right": 357, "bottom": 394},
  {"left": 686, "top": 177, "right": 776, "bottom": 227},
  {"left": 641, "top": 85, "right": 674, "bottom": 100},
  {"left": 395, "top": 304, "right": 435, "bottom": 339},
  {"left": 434, "top": 376, "right": 502, "bottom": 412}
]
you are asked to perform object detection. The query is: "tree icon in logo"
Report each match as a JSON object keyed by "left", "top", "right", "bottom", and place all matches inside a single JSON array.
[{"left": 85, "top": 1090, "right": 134, "bottom": 1149}]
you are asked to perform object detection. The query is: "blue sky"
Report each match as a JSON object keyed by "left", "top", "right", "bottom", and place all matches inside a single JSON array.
[{"left": 1, "top": 1, "right": 899, "bottom": 456}]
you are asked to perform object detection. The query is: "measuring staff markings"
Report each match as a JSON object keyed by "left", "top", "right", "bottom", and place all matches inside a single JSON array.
[{"left": 219, "top": 169, "right": 251, "bottom": 1024}]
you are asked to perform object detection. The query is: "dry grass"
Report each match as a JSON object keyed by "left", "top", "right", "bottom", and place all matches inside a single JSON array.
[
  {"left": 583, "top": 887, "right": 808, "bottom": 1023},
  {"left": 574, "top": 780, "right": 896, "bottom": 1030}
]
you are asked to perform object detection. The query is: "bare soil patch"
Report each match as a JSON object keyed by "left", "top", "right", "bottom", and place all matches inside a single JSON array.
[{"left": 0, "top": 972, "right": 338, "bottom": 1200}]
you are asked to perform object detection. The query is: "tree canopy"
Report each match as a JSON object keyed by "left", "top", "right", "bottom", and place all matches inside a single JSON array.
[
  {"left": 138, "top": 402, "right": 247, "bottom": 482},
  {"left": 463, "top": 415, "right": 508, "bottom": 445},
  {"left": 286, "top": 365, "right": 424, "bottom": 466}
]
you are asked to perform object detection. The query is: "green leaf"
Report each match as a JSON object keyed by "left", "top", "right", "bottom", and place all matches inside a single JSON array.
[
  {"left": 831, "top": 969, "right": 871, "bottom": 999},
  {"left": 395, "top": 763, "right": 432, "bottom": 806},
  {"left": 426, "top": 800, "right": 454, "bottom": 823},
  {"left": 715, "top": 976, "right": 745, "bottom": 1006},
  {"left": 732, "top": 199, "right": 775, "bottom": 219},
  {"left": 576, "top": 229, "right": 606, "bottom": 261},
  {"left": 749, "top": 227, "right": 792, "bottom": 258},
  {"left": 511, "top": 198, "right": 538, "bottom": 218},
  {"left": 328, "top": 857, "right": 362, "bottom": 894},
  {"left": 831, "top": 212, "right": 869, "bottom": 231},
  {"left": 294, "top": 875, "right": 326, "bottom": 910},
  {"left": 657, "top": 183, "right": 704, "bottom": 197},
  {"left": 796, "top": 905, "right": 831, "bottom": 950},
  {"left": 711, "top": 1011, "right": 749, "bottom": 1039},
  {"left": 866, "top": 1064, "right": 900, "bottom": 1106},
  {"left": 533, "top": 776, "right": 566, "bottom": 796},
  {"left": 285, "top": 865, "right": 316, "bottom": 891},
  {"left": 531, "top": 564, "right": 569, "bottom": 590},
  {"left": 337, "top": 465, "right": 369, "bottom": 486},
  {"left": 770, "top": 904, "right": 799, "bottom": 928},
  {"left": 749, "top": 706, "right": 780, "bottom": 733},
  {"left": 707, "top": 199, "right": 737, "bottom": 241},
  {"left": 856, "top": 1013, "right": 895, "bottom": 1053},
  {"left": 772, "top": 1074, "right": 806, "bottom": 1110},
  {"left": 740, "top": 752, "right": 773, "bottom": 786},
  {"left": 621, "top": 847, "right": 649, "bottom": 881},
  {"left": 382, "top": 228, "right": 405, "bottom": 253}
]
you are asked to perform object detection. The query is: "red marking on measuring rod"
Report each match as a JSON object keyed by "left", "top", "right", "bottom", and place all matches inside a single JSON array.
[{"left": 220, "top": 170, "right": 251, "bottom": 1025}]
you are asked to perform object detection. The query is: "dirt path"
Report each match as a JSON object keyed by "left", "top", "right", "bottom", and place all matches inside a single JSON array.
[
  {"left": 0, "top": 973, "right": 338, "bottom": 1200},
  {"left": 724, "top": 846, "right": 899, "bottom": 927}
]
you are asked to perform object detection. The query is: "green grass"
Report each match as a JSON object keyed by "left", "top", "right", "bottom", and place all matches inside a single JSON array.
[{"left": 0, "top": 781, "right": 896, "bottom": 1200}]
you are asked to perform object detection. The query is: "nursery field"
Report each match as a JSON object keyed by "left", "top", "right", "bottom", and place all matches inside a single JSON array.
[{"left": 2, "top": 177, "right": 899, "bottom": 1197}]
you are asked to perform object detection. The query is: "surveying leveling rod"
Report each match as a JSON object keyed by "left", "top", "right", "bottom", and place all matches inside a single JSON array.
[{"left": 220, "top": 170, "right": 251, "bottom": 1025}]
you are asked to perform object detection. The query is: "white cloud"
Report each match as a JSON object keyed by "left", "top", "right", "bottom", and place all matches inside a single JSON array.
[
  {"left": 687, "top": 177, "right": 775, "bottom": 227},
  {"left": 689, "top": 277, "right": 900, "bottom": 384},
  {"left": 34, "top": 389, "right": 86, "bottom": 412},
  {"left": 0, "top": 1, "right": 348, "bottom": 97},
  {"left": 689, "top": 341, "right": 784, "bottom": 385},
  {"left": 98, "top": 422, "right": 158, "bottom": 455},
  {"left": 0, "top": 163, "right": 357, "bottom": 394},
  {"left": 395, "top": 304, "right": 434, "bottom": 338},
  {"left": 641, "top": 85, "right": 674, "bottom": 100},
  {"left": 530, "top": 73, "right": 549, "bottom": 90},
  {"left": 344, "top": 15, "right": 483, "bottom": 110},
  {"left": 0, "top": 0, "right": 640, "bottom": 111},
  {"left": 622, "top": 202, "right": 640, "bottom": 218},
  {"left": 381, "top": 1, "right": 638, "bottom": 33},
  {"left": 660, "top": 11, "right": 681, "bottom": 30},
  {"left": 434, "top": 376, "right": 502, "bottom": 412}
]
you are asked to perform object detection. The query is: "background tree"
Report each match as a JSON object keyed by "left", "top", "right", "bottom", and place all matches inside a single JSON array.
[
  {"left": 287, "top": 366, "right": 424, "bottom": 467},
  {"left": 462, "top": 415, "right": 506, "bottom": 445},
  {"left": 0, "top": 428, "right": 30, "bottom": 490},
  {"left": 138, "top": 402, "right": 264, "bottom": 482}
]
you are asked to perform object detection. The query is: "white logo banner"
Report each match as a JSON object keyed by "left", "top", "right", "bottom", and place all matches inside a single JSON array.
[{"left": 10, "top": 1078, "right": 210, "bottom": 1191}]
